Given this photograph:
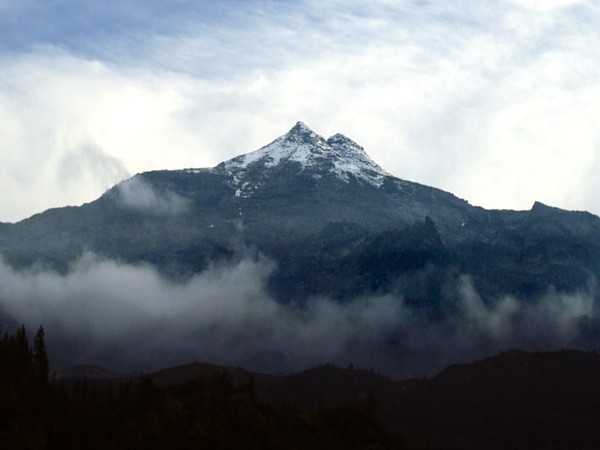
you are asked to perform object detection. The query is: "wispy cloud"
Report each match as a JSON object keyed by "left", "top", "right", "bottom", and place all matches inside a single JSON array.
[
  {"left": 508, "top": 0, "right": 589, "bottom": 11},
  {"left": 117, "top": 176, "right": 190, "bottom": 215}
]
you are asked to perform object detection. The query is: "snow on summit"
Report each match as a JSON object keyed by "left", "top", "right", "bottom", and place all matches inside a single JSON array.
[{"left": 220, "top": 122, "right": 391, "bottom": 189}]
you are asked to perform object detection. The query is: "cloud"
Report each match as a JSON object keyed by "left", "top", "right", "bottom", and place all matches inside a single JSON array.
[
  {"left": 439, "top": 276, "right": 598, "bottom": 363},
  {"left": 507, "top": 0, "right": 588, "bottom": 11},
  {"left": 117, "top": 176, "right": 190, "bottom": 215},
  {"left": 0, "top": 254, "right": 598, "bottom": 378},
  {"left": 57, "top": 140, "right": 130, "bottom": 191},
  {"left": 0, "top": 49, "right": 202, "bottom": 221}
]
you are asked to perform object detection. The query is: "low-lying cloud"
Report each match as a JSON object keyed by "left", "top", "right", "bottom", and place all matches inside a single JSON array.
[
  {"left": 0, "top": 254, "right": 598, "bottom": 378},
  {"left": 117, "top": 177, "right": 190, "bottom": 214}
]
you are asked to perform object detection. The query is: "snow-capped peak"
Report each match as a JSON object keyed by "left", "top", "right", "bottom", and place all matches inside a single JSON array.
[
  {"left": 213, "top": 122, "right": 391, "bottom": 197},
  {"left": 207, "top": 122, "right": 390, "bottom": 197},
  {"left": 326, "top": 133, "right": 387, "bottom": 179},
  {"left": 222, "top": 121, "right": 329, "bottom": 170}
]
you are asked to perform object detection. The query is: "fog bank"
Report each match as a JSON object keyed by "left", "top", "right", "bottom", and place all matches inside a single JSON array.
[{"left": 0, "top": 254, "right": 598, "bottom": 377}]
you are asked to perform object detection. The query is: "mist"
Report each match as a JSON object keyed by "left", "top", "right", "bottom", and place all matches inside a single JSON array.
[
  {"left": 0, "top": 253, "right": 598, "bottom": 378},
  {"left": 117, "top": 177, "right": 190, "bottom": 214}
]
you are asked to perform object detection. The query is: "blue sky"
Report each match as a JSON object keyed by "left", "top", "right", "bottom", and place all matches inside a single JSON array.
[{"left": 1, "top": 0, "right": 599, "bottom": 221}]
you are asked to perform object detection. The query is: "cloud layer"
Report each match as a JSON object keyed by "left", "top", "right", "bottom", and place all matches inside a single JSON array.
[
  {"left": 0, "top": 254, "right": 597, "bottom": 378},
  {"left": 1, "top": 1, "right": 600, "bottom": 221}
]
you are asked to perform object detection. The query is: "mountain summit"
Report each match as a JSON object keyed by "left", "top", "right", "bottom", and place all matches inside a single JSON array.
[{"left": 219, "top": 122, "right": 390, "bottom": 195}]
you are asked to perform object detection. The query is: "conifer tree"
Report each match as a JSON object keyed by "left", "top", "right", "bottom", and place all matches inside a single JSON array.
[{"left": 33, "top": 325, "right": 49, "bottom": 388}]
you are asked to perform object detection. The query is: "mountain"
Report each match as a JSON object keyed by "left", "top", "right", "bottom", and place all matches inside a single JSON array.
[
  {"left": 64, "top": 349, "right": 600, "bottom": 450},
  {"left": 143, "top": 349, "right": 600, "bottom": 449},
  {"left": 1, "top": 121, "right": 600, "bottom": 305},
  {"left": 393, "top": 349, "right": 600, "bottom": 449}
]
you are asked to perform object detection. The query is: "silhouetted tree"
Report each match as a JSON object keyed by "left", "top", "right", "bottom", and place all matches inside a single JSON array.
[
  {"left": 0, "top": 325, "right": 407, "bottom": 450},
  {"left": 33, "top": 325, "right": 49, "bottom": 389}
]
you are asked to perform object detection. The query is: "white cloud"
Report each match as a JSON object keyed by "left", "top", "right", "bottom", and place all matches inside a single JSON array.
[
  {"left": 507, "top": 0, "right": 588, "bottom": 11},
  {"left": 0, "top": 254, "right": 597, "bottom": 376},
  {"left": 0, "top": 50, "right": 205, "bottom": 220},
  {"left": 117, "top": 176, "right": 190, "bottom": 215}
]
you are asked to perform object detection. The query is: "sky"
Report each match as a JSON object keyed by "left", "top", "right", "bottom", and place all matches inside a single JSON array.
[{"left": 1, "top": 0, "right": 600, "bottom": 222}]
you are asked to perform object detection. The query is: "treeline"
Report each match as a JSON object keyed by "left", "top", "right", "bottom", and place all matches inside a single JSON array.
[{"left": 0, "top": 325, "right": 407, "bottom": 450}]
